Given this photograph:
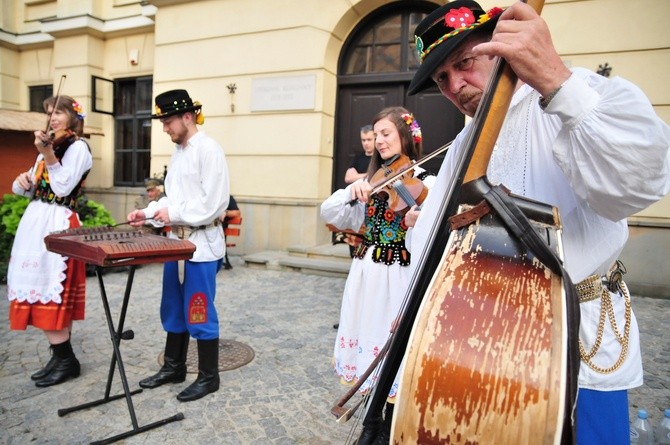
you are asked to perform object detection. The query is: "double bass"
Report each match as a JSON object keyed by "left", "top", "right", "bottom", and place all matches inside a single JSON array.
[{"left": 354, "top": 1, "right": 580, "bottom": 443}]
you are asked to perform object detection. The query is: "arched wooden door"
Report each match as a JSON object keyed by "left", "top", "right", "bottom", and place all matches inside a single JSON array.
[{"left": 333, "top": 1, "right": 464, "bottom": 192}]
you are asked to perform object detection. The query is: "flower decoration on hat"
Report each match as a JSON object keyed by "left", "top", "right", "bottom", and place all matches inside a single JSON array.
[
  {"left": 478, "top": 6, "right": 504, "bottom": 24},
  {"left": 72, "top": 101, "right": 86, "bottom": 120},
  {"left": 415, "top": 35, "right": 424, "bottom": 61},
  {"left": 194, "top": 101, "right": 205, "bottom": 125},
  {"left": 415, "top": 6, "right": 504, "bottom": 62},
  {"left": 401, "top": 113, "right": 423, "bottom": 144},
  {"left": 152, "top": 90, "right": 203, "bottom": 121},
  {"left": 445, "top": 7, "right": 476, "bottom": 28}
]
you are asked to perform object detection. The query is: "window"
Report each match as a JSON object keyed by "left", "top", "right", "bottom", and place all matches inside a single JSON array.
[
  {"left": 29, "top": 85, "right": 53, "bottom": 112},
  {"left": 334, "top": 2, "right": 459, "bottom": 190},
  {"left": 113, "top": 76, "right": 153, "bottom": 186},
  {"left": 342, "top": 9, "right": 427, "bottom": 75}
]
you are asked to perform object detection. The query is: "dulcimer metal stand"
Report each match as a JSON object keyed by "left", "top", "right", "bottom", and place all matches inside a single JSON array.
[{"left": 44, "top": 228, "right": 196, "bottom": 445}]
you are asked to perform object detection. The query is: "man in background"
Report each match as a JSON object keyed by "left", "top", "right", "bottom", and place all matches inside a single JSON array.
[
  {"left": 134, "top": 177, "right": 165, "bottom": 209},
  {"left": 344, "top": 124, "right": 375, "bottom": 184}
]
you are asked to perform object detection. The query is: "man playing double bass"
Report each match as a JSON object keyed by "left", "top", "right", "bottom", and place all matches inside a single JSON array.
[{"left": 401, "top": 1, "right": 670, "bottom": 444}]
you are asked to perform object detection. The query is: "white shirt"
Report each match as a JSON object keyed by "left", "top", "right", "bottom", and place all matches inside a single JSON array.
[
  {"left": 144, "top": 130, "right": 229, "bottom": 262},
  {"left": 408, "top": 68, "right": 670, "bottom": 390}
]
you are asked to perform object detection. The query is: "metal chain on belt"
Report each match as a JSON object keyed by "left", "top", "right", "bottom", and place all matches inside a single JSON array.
[{"left": 578, "top": 263, "right": 632, "bottom": 374}]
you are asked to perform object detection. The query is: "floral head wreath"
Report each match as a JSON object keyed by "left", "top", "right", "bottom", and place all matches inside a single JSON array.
[
  {"left": 401, "top": 113, "right": 422, "bottom": 144},
  {"left": 71, "top": 101, "right": 86, "bottom": 120}
]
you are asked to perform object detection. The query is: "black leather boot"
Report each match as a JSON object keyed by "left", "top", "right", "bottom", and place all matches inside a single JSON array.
[
  {"left": 223, "top": 253, "right": 233, "bottom": 270},
  {"left": 139, "top": 332, "right": 190, "bottom": 389},
  {"left": 374, "top": 402, "right": 394, "bottom": 445},
  {"left": 356, "top": 411, "right": 383, "bottom": 445},
  {"left": 34, "top": 340, "right": 80, "bottom": 387},
  {"left": 176, "top": 338, "right": 220, "bottom": 402},
  {"left": 31, "top": 345, "right": 57, "bottom": 381}
]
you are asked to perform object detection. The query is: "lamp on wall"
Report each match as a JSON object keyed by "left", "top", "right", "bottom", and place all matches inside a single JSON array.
[
  {"left": 129, "top": 49, "right": 139, "bottom": 66},
  {"left": 227, "top": 83, "right": 237, "bottom": 113}
]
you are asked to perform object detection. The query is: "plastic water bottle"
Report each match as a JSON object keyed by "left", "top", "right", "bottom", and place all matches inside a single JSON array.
[
  {"left": 656, "top": 408, "right": 670, "bottom": 445},
  {"left": 630, "top": 409, "right": 654, "bottom": 445}
]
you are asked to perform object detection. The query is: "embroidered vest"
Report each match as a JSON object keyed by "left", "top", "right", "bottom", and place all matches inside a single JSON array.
[
  {"left": 352, "top": 170, "right": 431, "bottom": 266},
  {"left": 32, "top": 139, "right": 90, "bottom": 210},
  {"left": 352, "top": 193, "right": 411, "bottom": 266}
]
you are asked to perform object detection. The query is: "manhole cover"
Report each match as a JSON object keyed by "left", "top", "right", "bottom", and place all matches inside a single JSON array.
[{"left": 158, "top": 339, "right": 254, "bottom": 373}]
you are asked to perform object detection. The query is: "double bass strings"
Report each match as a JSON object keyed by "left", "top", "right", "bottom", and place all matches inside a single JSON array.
[{"left": 354, "top": 54, "right": 507, "bottom": 436}]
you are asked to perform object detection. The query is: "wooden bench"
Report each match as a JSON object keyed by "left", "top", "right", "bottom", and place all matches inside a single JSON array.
[{"left": 224, "top": 215, "right": 242, "bottom": 247}]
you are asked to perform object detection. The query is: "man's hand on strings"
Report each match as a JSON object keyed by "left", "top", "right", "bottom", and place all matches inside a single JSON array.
[{"left": 472, "top": 1, "right": 571, "bottom": 98}]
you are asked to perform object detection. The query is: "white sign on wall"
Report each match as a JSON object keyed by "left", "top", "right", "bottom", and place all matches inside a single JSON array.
[{"left": 251, "top": 74, "right": 316, "bottom": 112}]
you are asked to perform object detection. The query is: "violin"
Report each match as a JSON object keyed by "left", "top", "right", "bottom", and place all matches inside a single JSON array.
[
  {"left": 367, "top": 154, "right": 428, "bottom": 212},
  {"left": 40, "top": 75, "right": 77, "bottom": 151},
  {"left": 346, "top": 142, "right": 452, "bottom": 210},
  {"left": 48, "top": 129, "right": 76, "bottom": 148}
]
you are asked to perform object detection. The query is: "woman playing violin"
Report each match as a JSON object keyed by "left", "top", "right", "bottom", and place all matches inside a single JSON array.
[
  {"left": 320, "top": 106, "right": 435, "bottom": 443},
  {"left": 7, "top": 94, "right": 92, "bottom": 387}
]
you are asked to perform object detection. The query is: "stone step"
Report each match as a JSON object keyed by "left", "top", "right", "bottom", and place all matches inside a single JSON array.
[
  {"left": 242, "top": 243, "right": 352, "bottom": 278},
  {"left": 286, "top": 243, "right": 352, "bottom": 262},
  {"left": 278, "top": 256, "right": 351, "bottom": 277}
]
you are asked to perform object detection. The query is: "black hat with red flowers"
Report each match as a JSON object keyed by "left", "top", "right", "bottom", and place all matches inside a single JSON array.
[{"left": 408, "top": 0, "right": 503, "bottom": 95}]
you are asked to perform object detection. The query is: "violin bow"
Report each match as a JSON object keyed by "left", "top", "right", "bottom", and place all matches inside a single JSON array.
[
  {"left": 326, "top": 224, "right": 365, "bottom": 239},
  {"left": 330, "top": 333, "right": 393, "bottom": 422},
  {"left": 42, "top": 75, "right": 67, "bottom": 146},
  {"left": 347, "top": 140, "right": 453, "bottom": 206}
]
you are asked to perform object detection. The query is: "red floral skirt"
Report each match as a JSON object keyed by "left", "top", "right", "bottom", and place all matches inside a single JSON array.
[
  {"left": 9, "top": 209, "right": 87, "bottom": 331},
  {"left": 9, "top": 256, "right": 86, "bottom": 331}
]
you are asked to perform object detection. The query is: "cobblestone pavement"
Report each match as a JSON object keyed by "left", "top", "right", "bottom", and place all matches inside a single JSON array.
[{"left": 0, "top": 258, "right": 668, "bottom": 444}]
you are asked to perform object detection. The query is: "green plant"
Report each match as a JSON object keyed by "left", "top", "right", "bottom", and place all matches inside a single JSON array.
[
  {"left": 76, "top": 195, "right": 116, "bottom": 227},
  {"left": 0, "top": 194, "right": 30, "bottom": 283},
  {"left": 1, "top": 194, "right": 30, "bottom": 235},
  {"left": 0, "top": 192, "right": 116, "bottom": 283}
]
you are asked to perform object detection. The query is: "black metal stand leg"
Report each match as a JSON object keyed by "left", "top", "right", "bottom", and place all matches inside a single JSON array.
[{"left": 57, "top": 265, "right": 184, "bottom": 444}]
